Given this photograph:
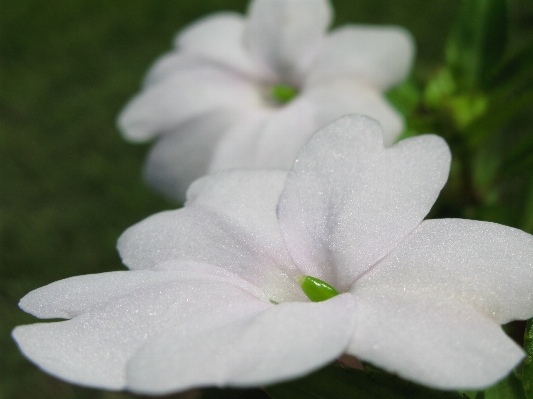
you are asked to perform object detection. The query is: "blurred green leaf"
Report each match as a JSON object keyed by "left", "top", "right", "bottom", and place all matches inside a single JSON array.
[
  {"left": 489, "top": 40, "right": 533, "bottom": 94},
  {"left": 484, "top": 372, "right": 526, "bottom": 399},
  {"left": 524, "top": 180, "right": 533, "bottom": 234},
  {"left": 386, "top": 79, "right": 421, "bottom": 117},
  {"left": 265, "top": 365, "right": 463, "bottom": 399},
  {"left": 465, "top": 89, "right": 533, "bottom": 147},
  {"left": 499, "top": 135, "right": 533, "bottom": 177},
  {"left": 424, "top": 68, "right": 457, "bottom": 109},
  {"left": 523, "top": 319, "right": 533, "bottom": 398},
  {"left": 446, "top": 0, "right": 508, "bottom": 91}
]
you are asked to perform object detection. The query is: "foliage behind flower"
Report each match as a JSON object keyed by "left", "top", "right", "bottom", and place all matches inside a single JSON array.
[{"left": 118, "top": 0, "right": 414, "bottom": 201}]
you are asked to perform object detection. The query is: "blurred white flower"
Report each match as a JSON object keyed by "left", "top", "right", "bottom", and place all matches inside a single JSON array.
[
  {"left": 118, "top": 0, "right": 414, "bottom": 200},
  {"left": 14, "top": 115, "right": 533, "bottom": 394}
]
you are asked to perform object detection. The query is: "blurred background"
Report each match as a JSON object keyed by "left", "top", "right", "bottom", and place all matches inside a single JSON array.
[{"left": 1, "top": 1, "right": 533, "bottom": 398}]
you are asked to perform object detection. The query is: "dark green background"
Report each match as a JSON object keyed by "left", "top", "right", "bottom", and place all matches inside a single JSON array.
[{"left": 1, "top": 1, "right": 532, "bottom": 398}]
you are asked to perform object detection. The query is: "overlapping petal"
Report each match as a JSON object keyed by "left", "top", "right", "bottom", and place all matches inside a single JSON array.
[
  {"left": 304, "top": 78, "right": 404, "bottom": 143},
  {"left": 209, "top": 97, "right": 317, "bottom": 171},
  {"left": 175, "top": 13, "right": 258, "bottom": 78},
  {"left": 143, "top": 111, "right": 241, "bottom": 200},
  {"left": 118, "top": 65, "right": 259, "bottom": 142},
  {"left": 127, "top": 294, "right": 357, "bottom": 394},
  {"left": 13, "top": 267, "right": 271, "bottom": 390},
  {"left": 355, "top": 218, "right": 533, "bottom": 323},
  {"left": 347, "top": 292, "right": 524, "bottom": 390},
  {"left": 245, "top": 0, "right": 332, "bottom": 85},
  {"left": 278, "top": 115, "right": 450, "bottom": 291},
  {"left": 307, "top": 25, "right": 415, "bottom": 90},
  {"left": 118, "top": 170, "right": 305, "bottom": 303}
]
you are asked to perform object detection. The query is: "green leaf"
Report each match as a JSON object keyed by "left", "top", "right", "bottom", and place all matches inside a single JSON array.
[
  {"left": 524, "top": 319, "right": 533, "bottom": 398},
  {"left": 484, "top": 372, "right": 526, "bottom": 399},
  {"left": 446, "top": 0, "right": 508, "bottom": 91},
  {"left": 265, "top": 365, "right": 463, "bottom": 399},
  {"left": 524, "top": 180, "right": 533, "bottom": 233},
  {"left": 489, "top": 40, "right": 533, "bottom": 93},
  {"left": 386, "top": 79, "right": 421, "bottom": 116},
  {"left": 465, "top": 89, "right": 533, "bottom": 148}
]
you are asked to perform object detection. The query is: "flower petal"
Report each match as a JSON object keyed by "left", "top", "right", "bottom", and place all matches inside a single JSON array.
[
  {"left": 346, "top": 291, "right": 524, "bottom": 389},
  {"left": 278, "top": 115, "right": 451, "bottom": 291},
  {"left": 143, "top": 110, "right": 241, "bottom": 201},
  {"left": 126, "top": 293, "right": 357, "bottom": 394},
  {"left": 175, "top": 12, "right": 258, "bottom": 77},
  {"left": 303, "top": 79, "right": 404, "bottom": 144},
  {"left": 117, "top": 65, "right": 260, "bottom": 142},
  {"left": 118, "top": 170, "right": 305, "bottom": 303},
  {"left": 209, "top": 97, "right": 317, "bottom": 171},
  {"left": 355, "top": 218, "right": 533, "bottom": 324},
  {"left": 245, "top": 0, "right": 332, "bottom": 84},
  {"left": 142, "top": 52, "right": 205, "bottom": 89},
  {"left": 307, "top": 25, "right": 415, "bottom": 90},
  {"left": 13, "top": 269, "right": 270, "bottom": 390}
]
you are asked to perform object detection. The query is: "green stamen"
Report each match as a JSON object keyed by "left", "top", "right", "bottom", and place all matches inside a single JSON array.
[
  {"left": 297, "top": 275, "right": 339, "bottom": 302},
  {"left": 271, "top": 84, "right": 298, "bottom": 104}
]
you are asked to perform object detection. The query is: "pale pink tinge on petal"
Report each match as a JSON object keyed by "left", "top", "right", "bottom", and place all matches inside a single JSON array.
[{"left": 278, "top": 116, "right": 450, "bottom": 291}]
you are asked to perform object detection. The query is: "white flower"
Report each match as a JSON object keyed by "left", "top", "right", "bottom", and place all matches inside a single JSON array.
[
  {"left": 14, "top": 115, "right": 533, "bottom": 395},
  {"left": 118, "top": 0, "right": 414, "bottom": 201}
]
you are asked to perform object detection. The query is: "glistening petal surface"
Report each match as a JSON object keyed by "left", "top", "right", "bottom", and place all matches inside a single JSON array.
[
  {"left": 13, "top": 269, "right": 270, "bottom": 390},
  {"left": 126, "top": 294, "right": 357, "bottom": 394},
  {"left": 278, "top": 115, "right": 451, "bottom": 291},
  {"left": 355, "top": 218, "right": 533, "bottom": 324},
  {"left": 118, "top": 170, "right": 305, "bottom": 303},
  {"left": 245, "top": 0, "right": 332, "bottom": 84},
  {"left": 346, "top": 292, "right": 524, "bottom": 389},
  {"left": 307, "top": 25, "right": 415, "bottom": 90}
]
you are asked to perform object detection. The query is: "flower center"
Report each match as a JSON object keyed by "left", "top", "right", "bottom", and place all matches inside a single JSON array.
[
  {"left": 297, "top": 275, "right": 339, "bottom": 302},
  {"left": 270, "top": 84, "right": 298, "bottom": 104}
]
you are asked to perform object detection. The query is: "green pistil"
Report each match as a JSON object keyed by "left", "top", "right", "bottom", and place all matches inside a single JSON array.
[
  {"left": 271, "top": 84, "right": 298, "bottom": 104},
  {"left": 297, "top": 275, "right": 339, "bottom": 302}
]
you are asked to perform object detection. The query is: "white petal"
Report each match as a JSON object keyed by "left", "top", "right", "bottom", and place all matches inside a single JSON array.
[
  {"left": 245, "top": 0, "right": 332, "bottom": 84},
  {"left": 17, "top": 264, "right": 267, "bottom": 319},
  {"left": 126, "top": 294, "right": 357, "bottom": 394},
  {"left": 118, "top": 170, "right": 305, "bottom": 303},
  {"left": 278, "top": 115, "right": 451, "bottom": 291},
  {"left": 117, "top": 65, "right": 260, "bottom": 142},
  {"left": 303, "top": 79, "right": 404, "bottom": 144},
  {"left": 307, "top": 25, "right": 415, "bottom": 90},
  {"left": 13, "top": 269, "right": 270, "bottom": 390},
  {"left": 175, "top": 12, "right": 258, "bottom": 77},
  {"left": 356, "top": 218, "right": 533, "bottom": 324},
  {"left": 141, "top": 52, "right": 205, "bottom": 88},
  {"left": 347, "top": 292, "right": 524, "bottom": 390},
  {"left": 143, "top": 110, "right": 241, "bottom": 201},
  {"left": 209, "top": 97, "right": 317, "bottom": 171}
]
